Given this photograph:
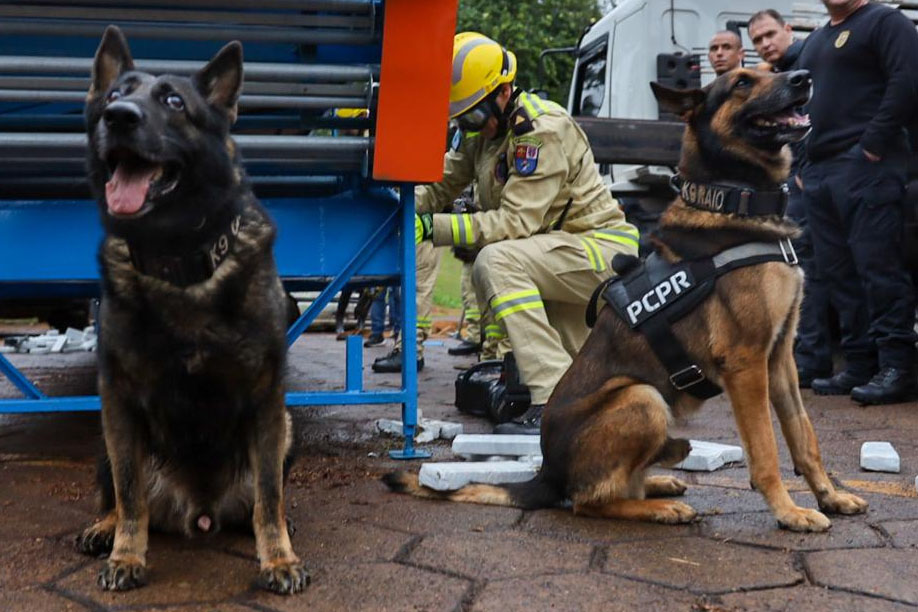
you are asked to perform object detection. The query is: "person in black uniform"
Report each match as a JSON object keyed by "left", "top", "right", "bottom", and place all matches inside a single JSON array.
[
  {"left": 749, "top": 9, "right": 833, "bottom": 388},
  {"left": 798, "top": 0, "right": 918, "bottom": 404}
]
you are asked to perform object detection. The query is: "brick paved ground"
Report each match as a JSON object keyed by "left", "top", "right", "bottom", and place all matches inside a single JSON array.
[{"left": 1, "top": 333, "right": 916, "bottom": 611}]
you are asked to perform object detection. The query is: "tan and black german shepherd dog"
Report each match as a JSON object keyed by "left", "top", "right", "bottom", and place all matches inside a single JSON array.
[
  {"left": 385, "top": 68, "right": 869, "bottom": 532},
  {"left": 74, "top": 27, "right": 307, "bottom": 594}
]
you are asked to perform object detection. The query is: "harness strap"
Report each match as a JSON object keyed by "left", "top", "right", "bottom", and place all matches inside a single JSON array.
[
  {"left": 672, "top": 176, "right": 789, "bottom": 218},
  {"left": 588, "top": 238, "right": 799, "bottom": 399}
]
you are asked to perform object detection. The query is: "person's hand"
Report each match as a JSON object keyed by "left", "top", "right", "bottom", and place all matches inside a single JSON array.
[
  {"left": 863, "top": 149, "right": 881, "bottom": 162},
  {"left": 794, "top": 174, "right": 803, "bottom": 190},
  {"left": 415, "top": 213, "right": 433, "bottom": 244}
]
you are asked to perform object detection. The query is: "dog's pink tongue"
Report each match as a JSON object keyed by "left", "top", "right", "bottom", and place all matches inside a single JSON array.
[{"left": 106, "top": 164, "right": 156, "bottom": 215}]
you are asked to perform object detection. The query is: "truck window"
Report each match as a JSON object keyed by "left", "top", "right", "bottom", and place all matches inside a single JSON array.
[{"left": 572, "top": 38, "right": 607, "bottom": 117}]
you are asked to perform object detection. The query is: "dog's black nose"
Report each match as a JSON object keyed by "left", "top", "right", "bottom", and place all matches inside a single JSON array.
[
  {"left": 104, "top": 100, "right": 144, "bottom": 130},
  {"left": 786, "top": 70, "right": 811, "bottom": 88}
]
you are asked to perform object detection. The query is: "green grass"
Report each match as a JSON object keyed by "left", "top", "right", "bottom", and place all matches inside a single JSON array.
[{"left": 433, "top": 249, "right": 463, "bottom": 309}]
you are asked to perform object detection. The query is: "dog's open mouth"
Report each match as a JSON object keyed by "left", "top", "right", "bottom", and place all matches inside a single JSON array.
[
  {"left": 749, "top": 93, "right": 811, "bottom": 141},
  {"left": 105, "top": 148, "right": 180, "bottom": 217}
]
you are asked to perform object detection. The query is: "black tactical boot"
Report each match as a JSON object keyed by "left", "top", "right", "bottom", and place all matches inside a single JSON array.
[
  {"left": 493, "top": 404, "right": 544, "bottom": 435},
  {"left": 371, "top": 349, "right": 424, "bottom": 373},
  {"left": 811, "top": 370, "right": 873, "bottom": 395},
  {"left": 850, "top": 367, "right": 918, "bottom": 405},
  {"left": 448, "top": 339, "right": 482, "bottom": 356}
]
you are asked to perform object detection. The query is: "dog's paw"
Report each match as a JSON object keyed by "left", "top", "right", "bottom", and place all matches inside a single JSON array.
[
  {"left": 818, "top": 491, "right": 868, "bottom": 515},
  {"left": 644, "top": 475, "right": 688, "bottom": 497},
  {"left": 776, "top": 506, "right": 831, "bottom": 532},
  {"left": 75, "top": 522, "right": 115, "bottom": 557},
  {"left": 98, "top": 558, "right": 147, "bottom": 591},
  {"left": 651, "top": 500, "right": 697, "bottom": 524},
  {"left": 258, "top": 560, "right": 310, "bottom": 594}
]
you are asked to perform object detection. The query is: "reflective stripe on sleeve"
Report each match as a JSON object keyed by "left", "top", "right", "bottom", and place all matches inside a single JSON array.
[
  {"left": 593, "top": 226, "right": 640, "bottom": 250},
  {"left": 491, "top": 289, "right": 544, "bottom": 321},
  {"left": 579, "top": 236, "right": 606, "bottom": 272},
  {"left": 450, "top": 213, "right": 474, "bottom": 247}
]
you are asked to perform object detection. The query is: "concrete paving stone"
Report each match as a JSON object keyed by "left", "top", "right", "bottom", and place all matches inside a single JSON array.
[
  {"left": 524, "top": 508, "right": 698, "bottom": 544},
  {"left": 603, "top": 536, "right": 801, "bottom": 594},
  {"left": 700, "top": 511, "right": 883, "bottom": 551},
  {"left": 861, "top": 442, "right": 901, "bottom": 473},
  {"left": 223, "top": 519, "right": 415, "bottom": 571},
  {"left": 419, "top": 460, "right": 539, "bottom": 491},
  {"left": 879, "top": 520, "right": 918, "bottom": 548},
  {"left": 690, "top": 471, "right": 810, "bottom": 492},
  {"left": 126, "top": 604, "right": 256, "bottom": 612},
  {"left": 248, "top": 562, "right": 469, "bottom": 612},
  {"left": 472, "top": 572, "right": 696, "bottom": 612},
  {"left": 673, "top": 440, "right": 744, "bottom": 472},
  {"left": 679, "top": 484, "right": 774, "bottom": 517},
  {"left": 717, "top": 586, "right": 918, "bottom": 611},
  {"left": 451, "top": 433, "right": 542, "bottom": 457},
  {"left": 806, "top": 548, "right": 918, "bottom": 605},
  {"left": 56, "top": 540, "right": 258, "bottom": 608},
  {"left": 0, "top": 587, "right": 88, "bottom": 612},
  {"left": 0, "top": 464, "right": 96, "bottom": 538},
  {"left": 409, "top": 531, "right": 592, "bottom": 580},
  {"left": 0, "top": 537, "right": 89, "bottom": 590},
  {"left": 366, "top": 492, "right": 523, "bottom": 535}
]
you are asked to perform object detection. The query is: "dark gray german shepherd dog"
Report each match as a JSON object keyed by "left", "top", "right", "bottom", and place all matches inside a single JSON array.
[{"left": 75, "top": 26, "right": 307, "bottom": 594}]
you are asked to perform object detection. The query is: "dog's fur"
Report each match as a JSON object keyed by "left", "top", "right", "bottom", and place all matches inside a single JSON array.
[
  {"left": 384, "top": 68, "right": 868, "bottom": 532},
  {"left": 74, "top": 26, "right": 307, "bottom": 594}
]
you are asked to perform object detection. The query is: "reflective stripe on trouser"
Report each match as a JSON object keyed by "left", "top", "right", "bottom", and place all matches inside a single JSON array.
[
  {"left": 460, "top": 262, "right": 481, "bottom": 341},
  {"left": 472, "top": 232, "right": 638, "bottom": 404},
  {"left": 396, "top": 241, "right": 442, "bottom": 356}
]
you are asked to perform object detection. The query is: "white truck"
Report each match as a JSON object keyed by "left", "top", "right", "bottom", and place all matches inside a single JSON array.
[{"left": 560, "top": 0, "right": 918, "bottom": 254}]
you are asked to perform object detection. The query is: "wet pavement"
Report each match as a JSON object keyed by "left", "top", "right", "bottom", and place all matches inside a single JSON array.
[{"left": 1, "top": 332, "right": 916, "bottom": 611}]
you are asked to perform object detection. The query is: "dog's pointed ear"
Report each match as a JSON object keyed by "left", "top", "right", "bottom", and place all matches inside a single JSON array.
[
  {"left": 90, "top": 25, "right": 134, "bottom": 100},
  {"left": 650, "top": 81, "right": 705, "bottom": 122},
  {"left": 194, "top": 41, "right": 243, "bottom": 124}
]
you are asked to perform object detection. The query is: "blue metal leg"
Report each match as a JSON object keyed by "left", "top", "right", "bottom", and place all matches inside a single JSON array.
[
  {"left": 390, "top": 184, "right": 429, "bottom": 460},
  {"left": 345, "top": 334, "right": 363, "bottom": 392},
  {"left": 285, "top": 208, "right": 400, "bottom": 346},
  {"left": 0, "top": 352, "right": 46, "bottom": 399}
]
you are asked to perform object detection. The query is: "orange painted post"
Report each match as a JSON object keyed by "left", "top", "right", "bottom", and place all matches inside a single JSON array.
[{"left": 372, "top": 0, "right": 458, "bottom": 182}]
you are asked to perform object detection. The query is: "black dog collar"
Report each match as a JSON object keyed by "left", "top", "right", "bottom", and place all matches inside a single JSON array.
[
  {"left": 128, "top": 215, "right": 242, "bottom": 288},
  {"left": 671, "top": 175, "right": 788, "bottom": 217}
]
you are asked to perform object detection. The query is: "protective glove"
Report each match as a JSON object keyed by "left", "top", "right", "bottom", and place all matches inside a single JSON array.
[{"left": 415, "top": 213, "right": 433, "bottom": 244}]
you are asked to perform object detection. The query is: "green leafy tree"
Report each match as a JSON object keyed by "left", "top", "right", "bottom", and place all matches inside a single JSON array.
[{"left": 456, "top": 0, "right": 602, "bottom": 105}]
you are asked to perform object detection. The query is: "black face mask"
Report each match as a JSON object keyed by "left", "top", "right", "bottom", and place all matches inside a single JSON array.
[{"left": 456, "top": 96, "right": 495, "bottom": 132}]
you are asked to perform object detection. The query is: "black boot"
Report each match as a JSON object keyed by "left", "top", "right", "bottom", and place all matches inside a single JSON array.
[
  {"left": 797, "top": 367, "right": 832, "bottom": 389},
  {"left": 448, "top": 339, "right": 482, "bottom": 356},
  {"left": 811, "top": 370, "right": 873, "bottom": 395},
  {"left": 371, "top": 349, "right": 424, "bottom": 373},
  {"left": 850, "top": 367, "right": 918, "bottom": 405},
  {"left": 493, "top": 404, "right": 543, "bottom": 435}
]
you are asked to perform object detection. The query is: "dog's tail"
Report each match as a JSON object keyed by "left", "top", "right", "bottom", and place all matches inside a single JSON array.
[{"left": 381, "top": 472, "right": 561, "bottom": 510}]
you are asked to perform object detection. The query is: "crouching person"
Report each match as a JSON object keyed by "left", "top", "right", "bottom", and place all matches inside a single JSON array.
[{"left": 415, "top": 32, "right": 639, "bottom": 434}]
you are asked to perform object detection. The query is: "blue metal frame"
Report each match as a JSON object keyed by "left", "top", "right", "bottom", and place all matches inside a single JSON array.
[{"left": 0, "top": 186, "right": 426, "bottom": 459}]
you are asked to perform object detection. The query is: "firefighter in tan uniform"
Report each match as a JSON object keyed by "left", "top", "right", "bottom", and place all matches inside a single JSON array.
[{"left": 415, "top": 32, "right": 639, "bottom": 434}]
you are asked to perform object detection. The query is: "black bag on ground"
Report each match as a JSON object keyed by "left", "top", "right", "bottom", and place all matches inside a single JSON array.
[{"left": 454, "top": 353, "right": 531, "bottom": 423}]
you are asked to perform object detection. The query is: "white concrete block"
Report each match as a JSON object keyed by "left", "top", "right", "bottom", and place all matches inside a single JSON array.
[
  {"left": 376, "top": 418, "right": 438, "bottom": 444},
  {"left": 674, "top": 440, "right": 744, "bottom": 472},
  {"left": 451, "top": 434, "right": 541, "bottom": 457},
  {"left": 64, "top": 327, "right": 85, "bottom": 344},
  {"left": 518, "top": 455, "right": 543, "bottom": 468},
  {"left": 424, "top": 419, "right": 463, "bottom": 440},
  {"left": 419, "top": 460, "right": 538, "bottom": 491},
  {"left": 860, "top": 441, "right": 900, "bottom": 473},
  {"left": 50, "top": 336, "right": 67, "bottom": 353}
]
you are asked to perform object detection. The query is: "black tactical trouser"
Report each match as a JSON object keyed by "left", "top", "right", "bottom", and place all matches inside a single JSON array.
[
  {"left": 785, "top": 180, "right": 833, "bottom": 374},
  {"left": 801, "top": 143, "right": 917, "bottom": 373}
]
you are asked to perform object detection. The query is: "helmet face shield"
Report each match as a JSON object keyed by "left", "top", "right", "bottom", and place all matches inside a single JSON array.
[{"left": 455, "top": 97, "right": 493, "bottom": 132}]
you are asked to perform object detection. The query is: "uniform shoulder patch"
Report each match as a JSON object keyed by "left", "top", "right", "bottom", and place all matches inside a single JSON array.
[
  {"left": 513, "top": 136, "right": 541, "bottom": 176},
  {"left": 510, "top": 107, "right": 534, "bottom": 136},
  {"left": 450, "top": 128, "right": 462, "bottom": 151}
]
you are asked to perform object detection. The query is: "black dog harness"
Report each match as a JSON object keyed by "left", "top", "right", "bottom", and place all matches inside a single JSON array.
[{"left": 588, "top": 237, "right": 799, "bottom": 400}]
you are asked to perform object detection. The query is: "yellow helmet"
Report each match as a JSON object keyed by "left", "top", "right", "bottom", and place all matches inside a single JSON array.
[{"left": 449, "top": 32, "right": 517, "bottom": 119}]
